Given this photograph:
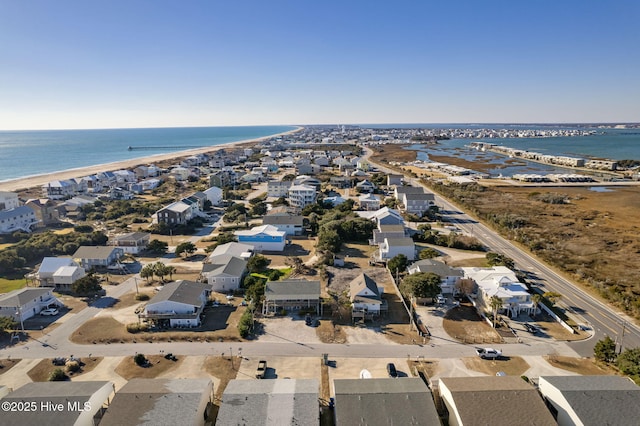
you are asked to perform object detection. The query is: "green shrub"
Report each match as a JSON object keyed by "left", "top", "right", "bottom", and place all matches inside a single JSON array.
[
  {"left": 135, "top": 293, "right": 150, "bottom": 301},
  {"left": 48, "top": 368, "right": 68, "bottom": 381},
  {"left": 133, "top": 353, "right": 148, "bottom": 366},
  {"left": 65, "top": 360, "right": 81, "bottom": 373},
  {"left": 238, "top": 310, "right": 253, "bottom": 338}
]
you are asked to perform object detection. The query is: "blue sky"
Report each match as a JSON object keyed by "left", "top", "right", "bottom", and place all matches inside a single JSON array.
[{"left": 0, "top": 0, "right": 638, "bottom": 130}]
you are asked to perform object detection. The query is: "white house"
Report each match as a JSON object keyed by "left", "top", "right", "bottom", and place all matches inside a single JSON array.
[
  {"left": 235, "top": 225, "right": 286, "bottom": 252},
  {"left": 0, "top": 206, "right": 38, "bottom": 234},
  {"left": 372, "top": 224, "right": 406, "bottom": 245},
  {"left": 203, "top": 186, "right": 223, "bottom": 206},
  {"left": 208, "top": 242, "right": 254, "bottom": 260},
  {"left": 379, "top": 237, "right": 415, "bottom": 261},
  {"left": 355, "top": 179, "right": 376, "bottom": 193},
  {"left": 394, "top": 185, "right": 424, "bottom": 200},
  {"left": 356, "top": 207, "right": 404, "bottom": 227},
  {"left": 140, "top": 280, "right": 209, "bottom": 328},
  {"left": 34, "top": 257, "right": 79, "bottom": 287},
  {"left": 288, "top": 184, "right": 316, "bottom": 211},
  {"left": 462, "top": 266, "right": 534, "bottom": 318},
  {"left": 170, "top": 166, "right": 191, "bottom": 181},
  {"left": 0, "top": 288, "right": 62, "bottom": 322},
  {"left": 52, "top": 265, "right": 86, "bottom": 292},
  {"left": 107, "top": 232, "right": 150, "bottom": 254},
  {"left": 0, "top": 191, "right": 20, "bottom": 211},
  {"left": 358, "top": 193, "right": 381, "bottom": 211},
  {"left": 201, "top": 254, "right": 247, "bottom": 292},
  {"left": 349, "top": 273, "right": 383, "bottom": 318}
]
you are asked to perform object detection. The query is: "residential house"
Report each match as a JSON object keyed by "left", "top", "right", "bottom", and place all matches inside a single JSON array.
[
  {"left": 288, "top": 184, "right": 316, "bottom": 211},
  {"left": 96, "top": 171, "right": 117, "bottom": 188},
  {"left": 137, "top": 178, "right": 161, "bottom": 192},
  {"left": 235, "top": 225, "right": 286, "bottom": 252},
  {"left": 356, "top": 207, "right": 404, "bottom": 227},
  {"left": 330, "top": 176, "right": 351, "bottom": 188},
  {"left": 170, "top": 166, "right": 191, "bottom": 181},
  {"left": 112, "top": 169, "right": 137, "bottom": 184},
  {"left": 263, "top": 279, "right": 321, "bottom": 314},
  {"left": 462, "top": 266, "right": 534, "bottom": 318},
  {"left": 108, "top": 187, "right": 134, "bottom": 200},
  {"left": 203, "top": 186, "right": 223, "bottom": 206},
  {"left": 25, "top": 198, "right": 59, "bottom": 228},
  {"left": 439, "top": 376, "right": 556, "bottom": 426},
  {"left": 0, "top": 206, "right": 38, "bottom": 234},
  {"left": 387, "top": 174, "right": 403, "bottom": 186},
  {"left": 99, "top": 378, "right": 213, "bottom": 426},
  {"left": 372, "top": 224, "right": 406, "bottom": 245},
  {"left": 295, "top": 162, "right": 321, "bottom": 175},
  {"left": 72, "top": 246, "right": 124, "bottom": 270},
  {"left": 0, "top": 191, "right": 20, "bottom": 210},
  {"left": 323, "top": 195, "right": 347, "bottom": 207},
  {"left": 358, "top": 193, "right": 381, "bottom": 211},
  {"left": 217, "top": 379, "right": 319, "bottom": 426},
  {"left": 402, "top": 192, "right": 436, "bottom": 216},
  {"left": 333, "top": 378, "right": 440, "bottom": 426},
  {"left": 293, "top": 175, "right": 322, "bottom": 190},
  {"left": 408, "top": 259, "right": 464, "bottom": 295},
  {"left": 267, "top": 180, "right": 292, "bottom": 198},
  {"left": 80, "top": 175, "right": 103, "bottom": 193},
  {"left": 52, "top": 265, "right": 87, "bottom": 292},
  {"left": 108, "top": 232, "right": 150, "bottom": 254},
  {"left": 33, "top": 257, "right": 78, "bottom": 287},
  {"left": 0, "top": 288, "right": 62, "bottom": 322},
  {"left": 379, "top": 237, "right": 415, "bottom": 261},
  {"left": 355, "top": 179, "right": 376, "bottom": 193},
  {"left": 156, "top": 201, "right": 192, "bottom": 226},
  {"left": 349, "top": 273, "right": 384, "bottom": 319},
  {"left": 208, "top": 242, "right": 254, "bottom": 260},
  {"left": 538, "top": 375, "right": 640, "bottom": 426},
  {"left": 262, "top": 214, "right": 304, "bottom": 236},
  {"left": 42, "top": 179, "right": 78, "bottom": 199},
  {"left": 0, "top": 381, "right": 115, "bottom": 426},
  {"left": 394, "top": 185, "right": 424, "bottom": 200},
  {"left": 140, "top": 280, "right": 209, "bottom": 328},
  {"left": 201, "top": 254, "right": 247, "bottom": 292}
]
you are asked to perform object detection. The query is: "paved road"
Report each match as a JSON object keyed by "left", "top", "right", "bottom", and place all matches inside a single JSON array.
[{"left": 364, "top": 147, "right": 640, "bottom": 356}]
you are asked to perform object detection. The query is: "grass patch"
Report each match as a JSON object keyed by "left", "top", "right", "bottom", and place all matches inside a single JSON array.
[
  {"left": 115, "top": 354, "right": 184, "bottom": 380},
  {"left": 463, "top": 356, "right": 530, "bottom": 377},
  {"left": 316, "top": 320, "right": 347, "bottom": 344},
  {"left": 203, "top": 356, "right": 240, "bottom": 399},
  {"left": 0, "top": 358, "right": 21, "bottom": 375},
  {"left": 0, "top": 278, "right": 26, "bottom": 293},
  {"left": 442, "top": 303, "right": 502, "bottom": 344},
  {"left": 27, "top": 357, "right": 103, "bottom": 382},
  {"left": 544, "top": 355, "right": 611, "bottom": 375}
]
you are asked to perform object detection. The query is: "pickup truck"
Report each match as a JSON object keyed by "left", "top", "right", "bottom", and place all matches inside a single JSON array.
[
  {"left": 256, "top": 360, "right": 267, "bottom": 379},
  {"left": 476, "top": 348, "right": 502, "bottom": 359}
]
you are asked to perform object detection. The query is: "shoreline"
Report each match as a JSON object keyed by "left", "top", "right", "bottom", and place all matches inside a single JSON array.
[{"left": 0, "top": 127, "right": 303, "bottom": 193}]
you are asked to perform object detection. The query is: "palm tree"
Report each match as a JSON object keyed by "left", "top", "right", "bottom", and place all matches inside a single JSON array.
[
  {"left": 165, "top": 265, "right": 176, "bottom": 281},
  {"left": 489, "top": 295, "right": 503, "bottom": 328},
  {"left": 531, "top": 294, "right": 542, "bottom": 317}
]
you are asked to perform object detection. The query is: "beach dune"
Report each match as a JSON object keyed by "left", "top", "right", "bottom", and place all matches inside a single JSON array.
[{"left": 0, "top": 127, "right": 301, "bottom": 193}]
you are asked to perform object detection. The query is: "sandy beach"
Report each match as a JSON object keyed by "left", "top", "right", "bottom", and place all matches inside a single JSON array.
[{"left": 0, "top": 127, "right": 302, "bottom": 193}]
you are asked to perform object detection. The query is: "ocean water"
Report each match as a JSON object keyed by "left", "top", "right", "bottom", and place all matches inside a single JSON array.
[{"left": 0, "top": 126, "right": 296, "bottom": 182}]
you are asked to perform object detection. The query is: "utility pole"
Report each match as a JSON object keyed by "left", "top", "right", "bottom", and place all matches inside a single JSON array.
[{"left": 619, "top": 321, "right": 627, "bottom": 354}]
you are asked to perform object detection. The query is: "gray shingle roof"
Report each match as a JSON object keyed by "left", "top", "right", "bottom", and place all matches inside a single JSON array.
[
  {"left": 334, "top": 378, "right": 440, "bottom": 426},
  {"left": 349, "top": 273, "right": 381, "bottom": 303},
  {"left": 440, "top": 376, "right": 556, "bottom": 426},
  {"left": 202, "top": 254, "right": 247, "bottom": 277},
  {"left": 72, "top": 245, "right": 121, "bottom": 260},
  {"left": 265, "top": 279, "right": 321, "bottom": 301},
  {"left": 409, "top": 259, "right": 463, "bottom": 277},
  {"left": 99, "top": 378, "right": 212, "bottom": 426},
  {"left": 147, "top": 280, "right": 207, "bottom": 307},
  {"left": 217, "top": 379, "right": 319, "bottom": 426},
  {"left": 0, "top": 288, "right": 54, "bottom": 308},
  {"left": 540, "top": 375, "right": 640, "bottom": 425}
]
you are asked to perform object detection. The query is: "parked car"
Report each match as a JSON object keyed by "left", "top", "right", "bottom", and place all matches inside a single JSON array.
[
  {"left": 476, "top": 348, "right": 502, "bottom": 359},
  {"left": 524, "top": 323, "right": 540, "bottom": 334},
  {"left": 256, "top": 360, "right": 267, "bottom": 379},
  {"left": 387, "top": 363, "right": 398, "bottom": 378},
  {"left": 40, "top": 308, "right": 59, "bottom": 316},
  {"left": 436, "top": 295, "right": 446, "bottom": 305}
]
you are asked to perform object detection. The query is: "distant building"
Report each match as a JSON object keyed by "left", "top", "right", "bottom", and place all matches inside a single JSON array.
[
  {"left": 107, "top": 232, "right": 150, "bottom": 254},
  {"left": 288, "top": 184, "right": 317, "bottom": 211},
  {"left": 0, "top": 191, "right": 20, "bottom": 211},
  {"left": 0, "top": 206, "right": 38, "bottom": 234},
  {"left": 235, "top": 225, "right": 287, "bottom": 252}
]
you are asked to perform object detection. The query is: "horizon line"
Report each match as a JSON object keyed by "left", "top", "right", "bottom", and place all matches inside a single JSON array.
[{"left": 1, "top": 121, "right": 639, "bottom": 132}]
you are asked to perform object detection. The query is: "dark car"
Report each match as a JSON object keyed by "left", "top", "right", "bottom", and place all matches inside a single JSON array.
[{"left": 387, "top": 363, "right": 398, "bottom": 378}]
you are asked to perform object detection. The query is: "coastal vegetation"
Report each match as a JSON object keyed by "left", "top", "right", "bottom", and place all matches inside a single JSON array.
[{"left": 425, "top": 180, "right": 640, "bottom": 319}]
